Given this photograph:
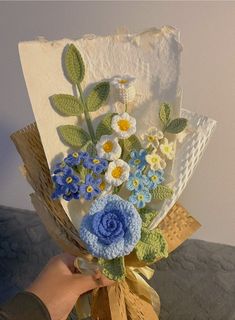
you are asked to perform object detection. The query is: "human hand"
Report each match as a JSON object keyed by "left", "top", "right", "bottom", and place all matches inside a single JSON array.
[{"left": 27, "top": 253, "right": 114, "bottom": 320}]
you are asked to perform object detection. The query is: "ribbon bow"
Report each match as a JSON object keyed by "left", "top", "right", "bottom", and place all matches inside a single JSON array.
[{"left": 74, "top": 257, "right": 160, "bottom": 319}]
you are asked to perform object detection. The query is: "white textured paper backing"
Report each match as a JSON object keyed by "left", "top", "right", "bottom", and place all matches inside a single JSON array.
[
  {"left": 150, "top": 108, "right": 217, "bottom": 229},
  {"left": 18, "top": 26, "right": 182, "bottom": 229}
]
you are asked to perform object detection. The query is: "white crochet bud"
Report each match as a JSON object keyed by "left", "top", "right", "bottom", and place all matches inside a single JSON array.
[{"left": 111, "top": 75, "right": 136, "bottom": 104}]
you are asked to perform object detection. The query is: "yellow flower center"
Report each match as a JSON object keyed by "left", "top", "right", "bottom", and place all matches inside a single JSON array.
[
  {"left": 72, "top": 152, "right": 79, "bottom": 158},
  {"left": 133, "top": 179, "right": 139, "bottom": 187},
  {"left": 86, "top": 185, "right": 93, "bottom": 193},
  {"left": 93, "top": 159, "right": 100, "bottom": 164},
  {"left": 99, "top": 181, "right": 106, "bottom": 191},
  {"left": 164, "top": 146, "right": 170, "bottom": 153},
  {"left": 103, "top": 140, "right": 113, "bottom": 153},
  {"left": 134, "top": 159, "right": 141, "bottom": 165},
  {"left": 151, "top": 175, "right": 158, "bottom": 182},
  {"left": 119, "top": 79, "right": 128, "bottom": 84},
  {"left": 151, "top": 156, "right": 159, "bottom": 164},
  {"left": 137, "top": 194, "right": 144, "bottom": 201},
  {"left": 66, "top": 177, "right": 73, "bottom": 184},
  {"left": 112, "top": 166, "right": 123, "bottom": 179},
  {"left": 61, "top": 161, "right": 66, "bottom": 168},
  {"left": 118, "top": 119, "right": 130, "bottom": 131},
  {"left": 148, "top": 135, "right": 155, "bottom": 142}
]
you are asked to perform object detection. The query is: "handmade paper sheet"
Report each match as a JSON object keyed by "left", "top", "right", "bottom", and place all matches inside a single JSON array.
[{"left": 18, "top": 26, "right": 182, "bottom": 228}]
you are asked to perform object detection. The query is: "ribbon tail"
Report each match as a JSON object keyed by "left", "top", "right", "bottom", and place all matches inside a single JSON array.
[{"left": 126, "top": 266, "right": 160, "bottom": 316}]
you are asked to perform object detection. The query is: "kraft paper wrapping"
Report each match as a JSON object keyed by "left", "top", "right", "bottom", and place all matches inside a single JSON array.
[{"left": 11, "top": 123, "right": 201, "bottom": 319}]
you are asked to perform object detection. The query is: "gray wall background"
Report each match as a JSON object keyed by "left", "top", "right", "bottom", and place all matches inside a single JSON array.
[{"left": 0, "top": 1, "right": 234, "bottom": 245}]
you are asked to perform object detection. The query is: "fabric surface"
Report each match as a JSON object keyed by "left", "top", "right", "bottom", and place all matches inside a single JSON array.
[
  {"left": 0, "top": 292, "right": 51, "bottom": 320},
  {"left": 0, "top": 205, "right": 234, "bottom": 320}
]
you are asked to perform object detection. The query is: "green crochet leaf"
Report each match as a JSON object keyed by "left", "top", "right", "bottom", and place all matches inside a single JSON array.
[
  {"left": 81, "top": 140, "right": 96, "bottom": 156},
  {"left": 124, "top": 135, "right": 142, "bottom": 152},
  {"left": 159, "top": 103, "right": 171, "bottom": 126},
  {"left": 165, "top": 118, "right": 188, "bottom": 134},
  {"left": 98, "top": 257, "right": 125, "bottom": 281},
  {"left": 151, "top": 185, "right": 173, "bottom": 200},
  {"left": 58, "top": 125, "right": 91, "bottom": 147},
  {"left": 87, "top": 82, "right": 110, "bottom": 112},
  {"left": 96, "top": 113, "right": 116, "bottom": 140},
  {"left": 139, "top": 206, "right": 159, "bottom": 228},
  {"left": 51, "top": 94, "right": 83, "bottom": 116},
  {"left": 135, "top": 228, "right": 168, "bottom": 264},
  {"left": 65, "top": 44, "right": 85, "bottom": 85},
  {"left": 120, "top": 135, "right": 141, "bottom": 161}
]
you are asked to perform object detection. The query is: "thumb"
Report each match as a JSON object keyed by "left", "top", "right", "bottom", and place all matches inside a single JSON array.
[{"left": 70, "top": 272, "right": 100, "bottom": 295}]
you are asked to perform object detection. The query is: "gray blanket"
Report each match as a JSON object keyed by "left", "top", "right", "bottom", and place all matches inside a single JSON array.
[{"left": 0, "top": 205, "right": 234, "bottom": 319}]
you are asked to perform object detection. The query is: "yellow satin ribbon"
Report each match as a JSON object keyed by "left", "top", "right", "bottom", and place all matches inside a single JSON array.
[
  {"left": 126, "top": 266, "right": 160, "bottom": 316},
  {"left": 74, "top": 257, "right": 160, "bottom": 319}
]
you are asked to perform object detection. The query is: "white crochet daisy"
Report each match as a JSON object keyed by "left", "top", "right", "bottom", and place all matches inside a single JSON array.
[
  {"left": 111, "top": 75, "right": 136, "bottom": 104},
  {"left": 146, "top": 151, "right": 166, "bottom": 171},
  {"left": 160, "top": 138, "right": 176, "bottom": 160},
  {"left": 111, "top": 112, "right": 136, "bottom": 139},
  {"left": 105, "top": 159, "right": 130, "bottom": 187},
  {"left": 96, "top": 135, "right": 122, "bottom": 161}
]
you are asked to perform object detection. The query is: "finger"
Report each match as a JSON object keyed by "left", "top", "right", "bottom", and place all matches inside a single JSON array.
[
  {"left": 50, "top": 253, "right": 76, "bottom": 273},
  {"left": 94, "top": 269, "right": 102, "bottom": 279},
  {"left": 60, "top": 253, "right": 76, "bottom": 267},
  {"left": 93, "top": 270, "right": 115, "bottom": 287},
  {"left": 71, "top": 273, "right": 102, "bottom": 294}
]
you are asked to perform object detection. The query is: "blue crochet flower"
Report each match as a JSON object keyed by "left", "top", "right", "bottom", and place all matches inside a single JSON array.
[
  {"left": 146, "top": 170, "right": 165, "bottom": 190},
  {"left": 51, "top": 185, "right": 66, "bottom": 199},
  {"left": 126, "top": 170, "right": 148, "bottom": 191},
  {"left": 80, "top": 151, "right": 90, "bottom": 160},
  {"left": 83, "top": 157, "right": 108, "bottom": 174},
  {"left": 80, "top": 174, "right": 102, "bottom": 201},
  {"left": 63, "top": 189, "right": 80, "bottom": 201},
  {"left": 129, "top": 149, "right": 147, "bottom": 170},
  {"left": 52, "top": 167, "right": 80, "bottom": 194},
  {"left": 53, "top": 161, "right": 68, "bottom": 174},
  {"left": 64, "top": 152, "right": 81, "bottom": 167},
  {"left": 79, "top": 194, "right": 142, "bottom": 259},
  {"left": 52, "top": 184, "right": 81, "bottom": 201},
  {"left": 129, "top": 187, "right": 152, "bottom": 209},
  {"left": 64, "top": 151, "right": 90, "bottom": 167}
]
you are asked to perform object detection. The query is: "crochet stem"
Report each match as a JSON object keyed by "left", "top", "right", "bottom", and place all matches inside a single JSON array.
[{"left": 77, "top": 84, "right": 96, "bottom": 144}]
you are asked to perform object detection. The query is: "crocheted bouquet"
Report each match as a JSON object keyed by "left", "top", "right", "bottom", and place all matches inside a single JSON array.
[
  {"left": 13, "top": 28, "right": 217, "bottom": 319},
  {"left": 50, "top": 44, "right": 188, "bottom": 279}
]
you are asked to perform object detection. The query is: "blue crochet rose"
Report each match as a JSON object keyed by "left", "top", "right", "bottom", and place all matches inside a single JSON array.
[{"left": 79, "top": 194, "right": 142, "bottom": 259}]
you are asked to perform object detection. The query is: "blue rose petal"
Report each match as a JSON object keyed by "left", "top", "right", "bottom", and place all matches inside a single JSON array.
[{"left": 79, "top": 194, "right": 142, "bottom": 259}]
